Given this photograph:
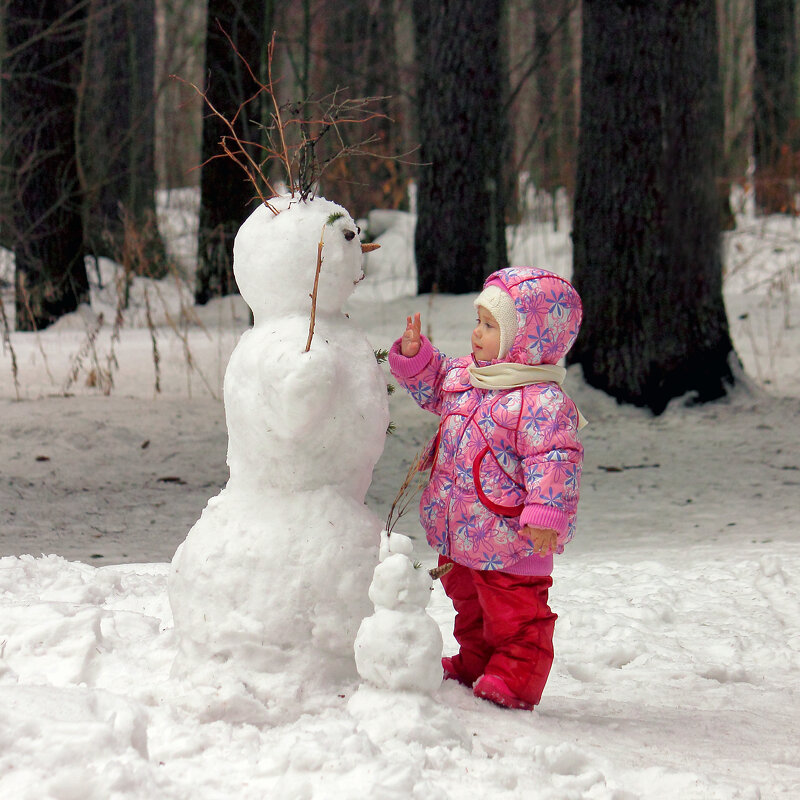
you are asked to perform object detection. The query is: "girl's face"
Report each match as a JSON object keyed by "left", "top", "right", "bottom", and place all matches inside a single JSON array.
[{"left": 472, "top": 307, "right": 501, "bottom": 361}]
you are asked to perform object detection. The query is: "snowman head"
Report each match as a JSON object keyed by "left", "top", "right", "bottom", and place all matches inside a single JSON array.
[{"left": 233, "top": 194, "right": 374, "bottom": 323}]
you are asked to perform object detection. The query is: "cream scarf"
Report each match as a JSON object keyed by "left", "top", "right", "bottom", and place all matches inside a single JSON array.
[{"left": 468, "top": 362, "right": 588, "bottom": 429}]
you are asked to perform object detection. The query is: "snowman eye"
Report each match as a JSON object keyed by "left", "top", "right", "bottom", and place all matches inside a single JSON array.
[{"left": 343, "top": 230, "right": 356, "bottom": 241}]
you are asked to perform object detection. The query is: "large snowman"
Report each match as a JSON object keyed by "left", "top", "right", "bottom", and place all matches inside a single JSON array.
[{"left": 168, "top": 193, "right": 389, "bottom": 722}]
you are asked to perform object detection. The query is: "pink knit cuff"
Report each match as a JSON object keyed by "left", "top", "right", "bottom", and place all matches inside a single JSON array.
[
  {"left": 388, "top": 335, "right": 435, "bottom": 378},
  {"left": 520, "top": 504, "right": 569, "bottom": 541},
  {"left": 502, "top": 553, "right": 554, "bottom": 576}
]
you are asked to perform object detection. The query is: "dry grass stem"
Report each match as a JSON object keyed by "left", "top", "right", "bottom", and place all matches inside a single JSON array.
[
  {"left": 63, "top": 314, "right": 104, "bottom": 394},
  {"left": 144, "top": 286, "right": 161, "bottom": 395},
  {"left": 98, "top": 263, "right": 127, "bottom": 396},
  {"left": 87, "top": 319, "right": 113, "bottom": 393},
  {"left": 153, "top": 282, "right": 219, "bottom": 401},
  {"left": 18, "top": 282, "right": 55, "bottom": 384}
]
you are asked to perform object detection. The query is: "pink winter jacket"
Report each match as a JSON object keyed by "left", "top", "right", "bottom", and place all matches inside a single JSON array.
[{"left": 389, "top": 267, "right": 583, "bottom": 576}]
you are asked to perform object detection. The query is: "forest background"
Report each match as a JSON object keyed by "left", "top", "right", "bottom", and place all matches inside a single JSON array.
[
  {"left": 4, "top": 7, "right": 800, "bottom": 796},
  {"left": 0, "top": 0, "right": 798, "bottom": 415}
]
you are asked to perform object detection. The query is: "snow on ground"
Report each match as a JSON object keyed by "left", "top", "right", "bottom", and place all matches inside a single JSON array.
[{"left": 1, "top": 192, "right": 799, "bottom": 798}]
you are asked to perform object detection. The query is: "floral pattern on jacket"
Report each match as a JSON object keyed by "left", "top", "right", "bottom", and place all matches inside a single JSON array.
[{"left": 389, "top": 267, "right": 583, "bottom": 574}]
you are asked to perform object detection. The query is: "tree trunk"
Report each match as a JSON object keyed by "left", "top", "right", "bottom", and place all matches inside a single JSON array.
[
  {"left": 318, "top": 0, "right": 403, "bottom": 218},
  {"left": 570, "top": 0, "right": 734, "bottom": 415},
  {"left": 154, "top": 0, "right": 206, "bottom": 191},
  {"left": 2, "top": 0, "right": 89, "bottom": 331},
  {"left": 753, "top": 0, "right": 798, "bottom": 213},
  {"left": 532, "top": 0, "right": 578, "bottom": 197},
  {"left": 195, "top": 0, "right": 270, "bottom": 305},
  {"left": 80, "top": 0, "right": 166, "bottom": 275},
  {"left": 412, "top": 0, "right": 509, "bottom": 294}
]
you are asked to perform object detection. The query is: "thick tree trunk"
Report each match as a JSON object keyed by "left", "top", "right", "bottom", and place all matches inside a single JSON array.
[
  {"left": 753, "top": 0, "right": 798, "bottom": 214},
  {"left": 81, "top": 0, "right": 165, "bottom": 274},
  {"left": 195, "top": 0, "right": 269, "bottom": 305},
  {"left": 412, "top": 0, "right": 508, "bottom": 294},
  {"left": 2, "top": 0, "right": 89, "bottom": 331},
  {"left": 570, "top": 0, "right": 734, "bottom": 414}
]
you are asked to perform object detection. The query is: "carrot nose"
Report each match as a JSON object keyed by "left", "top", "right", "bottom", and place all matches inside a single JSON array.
[{"left": 361, "top": 242, "right": 380, "bottom": 253}]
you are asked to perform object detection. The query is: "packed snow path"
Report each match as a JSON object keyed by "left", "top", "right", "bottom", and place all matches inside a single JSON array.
[{"left": 2, "top": 368, "right": 798, "bottom": 567}]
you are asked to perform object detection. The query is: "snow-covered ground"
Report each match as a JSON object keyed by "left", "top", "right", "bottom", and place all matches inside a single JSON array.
[{"left": 1, "top": 190, "right": 799, "bottom": 798}]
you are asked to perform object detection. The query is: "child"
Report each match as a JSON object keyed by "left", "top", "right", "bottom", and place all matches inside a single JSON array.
[{"left": 388, "top": 267, "right": 584, "bottom": 710}]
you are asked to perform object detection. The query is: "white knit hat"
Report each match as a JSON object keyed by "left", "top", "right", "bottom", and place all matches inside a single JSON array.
[{"left": 473, "top": 284, "right": 518, "bottom": 358}]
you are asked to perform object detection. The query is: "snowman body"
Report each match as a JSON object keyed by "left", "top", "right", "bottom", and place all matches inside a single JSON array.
[{"left": 168, "top": 196, "right": 389, "bottom": 719}]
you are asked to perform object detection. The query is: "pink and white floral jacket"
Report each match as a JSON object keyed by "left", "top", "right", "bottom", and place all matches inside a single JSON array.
[{"left": 389, "top": 267, "right": 583, "bottom": 576}]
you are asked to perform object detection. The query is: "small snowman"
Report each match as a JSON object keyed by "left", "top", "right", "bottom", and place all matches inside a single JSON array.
[
  {"left": 168, "top": 193, "right": 390, "bottom": 722},
  {"left": 349, "top": 532, "right": 467, "bottom": 748},
  {"left": 354, "top": 531, "right": 442, "bottom": 694}
]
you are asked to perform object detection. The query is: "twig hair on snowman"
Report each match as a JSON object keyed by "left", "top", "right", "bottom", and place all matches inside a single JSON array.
[
  {"left": 178, "top": 30, "right": 387, "bottom": 350},
  {"left": 178, "top": 30, "right": 389, "bottom": 215}
]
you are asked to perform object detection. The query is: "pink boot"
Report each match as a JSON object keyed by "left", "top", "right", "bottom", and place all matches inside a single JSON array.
[
  {"left": 473, "top": 674, "right": 534, "bottom": 710},
  {"left": 442, "top": 656, "right": 473, "bottom": 687}
]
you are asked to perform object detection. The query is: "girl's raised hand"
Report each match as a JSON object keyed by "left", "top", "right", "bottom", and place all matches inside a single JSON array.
[{"left": 401, "top": 312, "right": 422, "bottom": 357}]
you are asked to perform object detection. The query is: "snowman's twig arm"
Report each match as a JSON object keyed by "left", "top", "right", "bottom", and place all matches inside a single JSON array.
[
  {"left": 304, "top": 224, "right": 325, "bottom": 352},
  {"left": 428, "top": 562, "right": 454, "bottom": 581}
]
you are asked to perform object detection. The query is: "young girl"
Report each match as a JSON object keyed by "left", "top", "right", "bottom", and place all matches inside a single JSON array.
[{"left": 388, "top": 267, "right": 584, "bottom": 710}]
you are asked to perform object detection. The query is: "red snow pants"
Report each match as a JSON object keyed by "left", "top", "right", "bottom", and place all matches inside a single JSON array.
[{"left": 439, "top": 556, "right": 557, "bottom": 706}]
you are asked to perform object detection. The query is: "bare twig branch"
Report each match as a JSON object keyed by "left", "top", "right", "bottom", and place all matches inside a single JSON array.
[
  {"left": 385, "top": 447, "right": 428, "bottom": 536},
  {"left": 172, "top": 73, "right": 280, "bottom": 212},
  {"left": 173, "top": 28, "right": 392, "bottom": 211},
  {"left": 304, "top": 223, "right": 326, "bottom": 353}
]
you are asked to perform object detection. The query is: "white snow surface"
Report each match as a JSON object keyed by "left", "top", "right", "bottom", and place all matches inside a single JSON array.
[{"left": 1, "top": 189, "right": 799, "bottom": 798}]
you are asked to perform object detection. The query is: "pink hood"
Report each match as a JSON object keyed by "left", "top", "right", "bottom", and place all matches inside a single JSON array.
[{"left": 482, "top": 267, "right": 583, "bottom": 366}]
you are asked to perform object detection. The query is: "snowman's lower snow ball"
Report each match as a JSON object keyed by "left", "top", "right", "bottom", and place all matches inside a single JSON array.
[{"left": 168, "top": 194, "right": 391, "bottom": 723}]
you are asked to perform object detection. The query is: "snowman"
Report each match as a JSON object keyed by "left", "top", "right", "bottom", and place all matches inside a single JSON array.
[
  {"left": 349, "top": 532, "right": 468, "bottom": 747},
  {"left": 168, "top": 193, "right": 390, "bottom": 722},
  {"left": 354, "top": 530, "right": 442, "bottom": 695}
]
